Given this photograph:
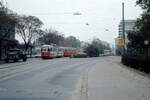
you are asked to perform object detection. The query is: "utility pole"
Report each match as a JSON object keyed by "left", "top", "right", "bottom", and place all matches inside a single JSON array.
[{"left": 122, "top": 2, "right": 125, "bottom": 55}]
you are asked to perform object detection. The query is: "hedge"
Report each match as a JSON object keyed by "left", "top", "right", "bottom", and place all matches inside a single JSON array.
[{"left": 121, "top": 55, "right": 150, "bottom": 73}]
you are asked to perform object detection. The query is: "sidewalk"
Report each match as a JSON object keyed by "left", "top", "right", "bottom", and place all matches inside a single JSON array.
[{"left": 87, "top": 60, "right": 150, "bottom": 100}]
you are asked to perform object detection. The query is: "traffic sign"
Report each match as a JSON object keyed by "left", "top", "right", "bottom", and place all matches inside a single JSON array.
[{"left": 120, "top": 38, "right": 125, "bottom": 46}]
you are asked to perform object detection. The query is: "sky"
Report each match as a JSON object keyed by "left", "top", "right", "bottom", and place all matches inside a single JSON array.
[{"left": 4, "top": 0, "right": 142, "bottom": 44}]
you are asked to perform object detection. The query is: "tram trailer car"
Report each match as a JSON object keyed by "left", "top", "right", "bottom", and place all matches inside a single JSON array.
[
  {"left": 64, "top": 47, "right": 77, "bottom": 57},
  {"left": 56, "top": 47, "right": 64, "bottom": 58},
  {"left": 63, "top": 47, "right": 72, "bottom": 57}
]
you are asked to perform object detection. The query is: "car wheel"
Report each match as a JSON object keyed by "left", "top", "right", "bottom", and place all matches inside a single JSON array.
[{"left": 5, "top": 59, "right": 8, "bottom": 63}]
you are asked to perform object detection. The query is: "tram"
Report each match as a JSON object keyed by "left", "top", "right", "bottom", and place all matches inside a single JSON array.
[
  {"left": 41, "top": 45, "right": 77, "bottom": 58},
  {"left": 41, "top": 45, "right": 57, "bottom": 59}
]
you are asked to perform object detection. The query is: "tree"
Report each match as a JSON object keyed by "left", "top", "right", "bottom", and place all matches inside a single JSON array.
[
  {"left": 85, "top": 39, "right": 104, "bottom": 57},
  {"left": 136, "top": 0, "right": 150, "bottom": 11},
  {"left": 36, "top": 30, "right": 81, "bottom": 47},
  {"left": 127, "top": 0, "right": 150, "bottom": 47},
  {"left": 37, "top": 29, "right": 65, "bottom": 46},
  {"left": 135, "top": 0, "right": 150, "bottom": 40},
  {"left": 136, "top": 12, "right": 150, "bottom": 40},
  {"left": 64, "top": 36, "right": 81, "bottom": 48},
  {"left": 0, "top": 2, "right": 17, "bottom": 39},
  {"left": 16, "top": 15, "right": 43, "bottom": 51},
  {"left": 127, "top": 31, "right": 145, "bottom": 48},
  {"left": 86, "top": 44, "right": 99, "bottom": 57},
  {"left": 125, "top": 0, "right": 150, "bottom": 55}
]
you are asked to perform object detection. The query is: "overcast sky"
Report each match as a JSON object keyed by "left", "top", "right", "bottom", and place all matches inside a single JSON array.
[{"left": 5, "top": 0, "right": 142, "bottom": 44}]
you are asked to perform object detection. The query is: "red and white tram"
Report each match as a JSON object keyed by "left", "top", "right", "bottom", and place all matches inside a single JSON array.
[{"left": 41, "top": 45, "right": 57, "bottom": 59}]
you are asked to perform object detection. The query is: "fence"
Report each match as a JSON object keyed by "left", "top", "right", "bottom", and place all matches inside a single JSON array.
[{"left": 121, "top": 55, "right": 150, "bottom": 73}]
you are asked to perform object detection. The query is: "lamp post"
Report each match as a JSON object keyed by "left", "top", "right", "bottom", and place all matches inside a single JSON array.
[{"left": 122, "top": 2, "right": 126, "bottom": 55}]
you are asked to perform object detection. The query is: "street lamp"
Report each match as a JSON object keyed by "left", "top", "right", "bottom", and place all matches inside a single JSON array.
[{"left": 73, "top": 12, "right": 82, "bottom": 15}]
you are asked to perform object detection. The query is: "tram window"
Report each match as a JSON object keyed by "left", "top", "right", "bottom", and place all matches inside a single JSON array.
[
  {"left": 51, "top": 48, "right": 54, "bottom": 51},
  {"left": 54, "top": 48, "right": 57, "bottom": 51},
  {"left": 42, "top": 48, "right": 47, "bottom": 52},
  {"left": 48, "top": 48, "right": 50, "bottom": 51},
  {"left": 49, "top": 48, "right": 52, "bottom": 51},
  {"left": 41, "top": 48, "right": 46, "bottom": 52},
  {"left": 59, "top": 48, "right": 61, "bottom": 51}
]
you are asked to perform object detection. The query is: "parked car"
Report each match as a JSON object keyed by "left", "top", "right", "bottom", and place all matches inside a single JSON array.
[{"left": 5, "top": 49, "right": 27, "bottom": 63}]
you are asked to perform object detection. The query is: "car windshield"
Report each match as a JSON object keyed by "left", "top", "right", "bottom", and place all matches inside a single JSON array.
[{"left": 0, "top": 0, "right": 150, "bottom": 100}]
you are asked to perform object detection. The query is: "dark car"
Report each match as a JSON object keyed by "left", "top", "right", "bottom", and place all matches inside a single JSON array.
[
  {"left": 73, "top": 52, "right": 88, "bottom": 58},
  {"left": 5, "top": 49, "right": 27, "bottom": 63}
]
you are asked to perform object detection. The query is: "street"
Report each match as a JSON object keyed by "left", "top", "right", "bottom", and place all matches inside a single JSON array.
[{"left": 0, "top": 56, "right": 150, "bottom": 100}]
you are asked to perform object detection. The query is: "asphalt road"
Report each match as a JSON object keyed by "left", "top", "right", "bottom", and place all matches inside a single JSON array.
[
  {"left": 0, "top": 57, "right": 101, "bottom": 100},
  {"left": 0, "top": 56, "right": 149, "bottom": 100}
]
